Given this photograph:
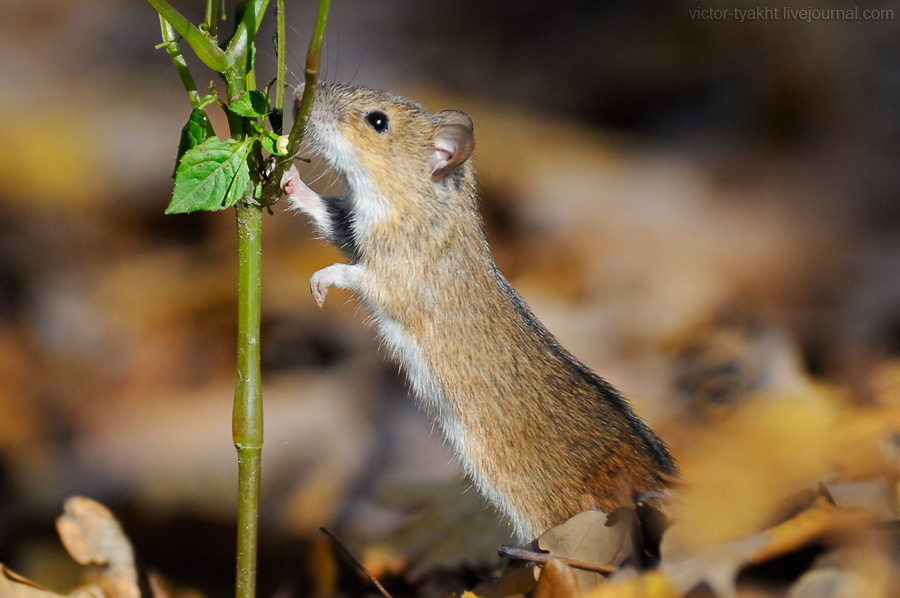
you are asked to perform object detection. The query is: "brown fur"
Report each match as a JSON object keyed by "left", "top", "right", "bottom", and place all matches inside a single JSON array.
[{"left": 293, "top": 82, "right": 676, "bottom": 541}]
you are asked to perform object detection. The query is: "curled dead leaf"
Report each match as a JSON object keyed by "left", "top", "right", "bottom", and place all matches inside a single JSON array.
[
  {"left": 536, "top": 509, "right": 640, "bottom": 594},
  {"left": 55, "top": 497, "right": 139, "bottom": 598}
]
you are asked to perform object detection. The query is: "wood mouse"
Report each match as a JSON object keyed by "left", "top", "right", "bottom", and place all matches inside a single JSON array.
[{"left": 280, "top": 82, "right": 676, "bottom": 542}]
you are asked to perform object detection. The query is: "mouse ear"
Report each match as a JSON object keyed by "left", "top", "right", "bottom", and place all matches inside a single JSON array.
[{"left": 428, "top": 109, "right": 474, "bottom": 183}]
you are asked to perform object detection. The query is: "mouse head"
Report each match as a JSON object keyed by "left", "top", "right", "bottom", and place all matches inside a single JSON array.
[{"left": 300, "top": 82, "right": 475, "bottom": 190}]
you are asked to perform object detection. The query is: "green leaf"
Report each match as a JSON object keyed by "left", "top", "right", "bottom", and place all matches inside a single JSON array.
[
  {"left": 230, "top": 90, "right": 269, "bottom": 119},
  {"left": 167, "top": 137, "right": 253, "bottom": 214},
  {"left": 260, "top": 132, "right": 289, "bottom": 156},
  {"left": 172, "top": 108, "right": 216, "bottom": 178}
]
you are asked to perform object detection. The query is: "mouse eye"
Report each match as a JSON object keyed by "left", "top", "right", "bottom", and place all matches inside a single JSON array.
[{"left": 365, "top": 111, "right": 390, "bottom": 133}]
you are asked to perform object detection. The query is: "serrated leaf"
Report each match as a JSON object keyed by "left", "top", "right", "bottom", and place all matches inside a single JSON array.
[
  {"left": 167, "top": 137, "right": 253, "bottom": 214},
  {"left": 230, "top": 90, "right": 269, "bottom": 119},
  {"left": 172, "top": 108, "right": 216, "bottom": 178}
]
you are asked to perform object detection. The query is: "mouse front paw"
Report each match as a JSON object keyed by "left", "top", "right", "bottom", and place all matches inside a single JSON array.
[
  {"left": 309, "top": 263, "right": 361, "bottom": 307},
  {"left": 282, "top": 165, "right": 338, "bottom": 240},
  {"left": 310, "top": 270, "right": 331, "bottom": 307},
  {"left": 281, "top": 165, "right": 319, "bottom": 207}
]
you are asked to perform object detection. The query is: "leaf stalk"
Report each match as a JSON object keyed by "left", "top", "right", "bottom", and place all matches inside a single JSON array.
[
  {"left": 147, "top": 0, "right": 229, "bottom": 72},
  {"left": 257, "top": 0, "right": 330, "bottom": 207}
]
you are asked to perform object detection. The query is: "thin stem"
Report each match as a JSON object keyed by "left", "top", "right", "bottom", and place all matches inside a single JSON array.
[
  {"left": 274, "top": 0, "right": 286, "bottom": 119},
  {"left": 226, "top": 0, "right": 270, "bottom": 73},
  {"left": 204, "top": 0, "right": 218, "bottom": 37},
  {"left": 319, "top": 527, "right": 394, "bottom": 598},
  {"left": 296, "top": 0, "right": 330, "bottom": 152},
  {"left": 147, "top": 0, "right": 229, "bottom": 72},
  {"left": 233, "top": 0, "right": 249, "bottom": 34},
  {"left": 246, "top": 67, "right": 258, "bottom": 101},
  {"left": 158, "top": 16, "right": 202, "bottom": 107},
  {"left": 498, "top": 546, "right": 616, "bottom": 574},
  {"left": 257, "top": 0, "right": 330, "bottom": 207}
]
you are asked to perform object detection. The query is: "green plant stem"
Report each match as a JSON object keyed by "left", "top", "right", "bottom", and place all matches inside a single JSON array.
[
  {"left": 233, "top": 0, "right": 249, "bottom": 30},
  {"left": 204, "top": 0, "right": 218, "bottom": 37},
  {"left": 158, "top": 16, "right": 202, "bottom": 107},
  {"left": 147, "top": 3, "right": 330, "bottom": 598},
  {"left": 226, "top": 0, "right": 270, "bottom": 74},
  {"left": 221, "top": 16, "right": 264, "bottom": 597},
  {"left": 257, "top": 0, "right": 330, "bottom": 207},
  {"left": 274, "top": 0, "right": 286, "bottom": 119},
  {"left": 147, "top": 0, "right": 229, "bottom": 71},
  {"left": 233, "top": 198, "right": 263, "bottom": 598}
]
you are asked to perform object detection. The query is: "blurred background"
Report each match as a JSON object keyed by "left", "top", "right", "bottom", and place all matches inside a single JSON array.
[{"left": 1, "top": 0, "right": 899, "bottom": 595}]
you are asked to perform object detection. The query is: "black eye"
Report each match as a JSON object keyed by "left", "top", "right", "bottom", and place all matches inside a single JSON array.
[{"left": 365, "top": 111, "right": 389, "bottom": 133}]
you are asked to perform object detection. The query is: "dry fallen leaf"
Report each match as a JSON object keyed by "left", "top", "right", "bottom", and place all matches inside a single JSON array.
[
  {"left": 786, "top": 545, "right": 896, "bottom": 598},
  {"left": 831, "top": 404, "right": 900, "bottom": 481},
  {"left": 532, "top": 559, "right": 581, "bottom": 598},
  {"left": 662, "top": 531, "right": 769, "bottom": 598},
  {"left": 581, "top": 571, "right": 677, "bottom": 598},
  {"left": 0, "top": 564, "right": 102, "bottom": 598},
  {"left": 745, "top": 497, "right": 874, "bottom": 567},
  {"left": 536, "top": 509, "right": 641, "bottom": 593},
  {"left": 824, "top": 479, "right": 896, "bottom": 520},
  {"left": 788, "top": 567, "right": 871, "bottom": 598},
  {"left": 667, "top": 390, "right": 840, "bottom": 554},
  {"left": 468, "top": 566, "right": 536, "bottom": 598},
  {"left": 662, "top": 496, "right": 876, "bottom": 597},
  {"left": 55, "top": 497, "right": 139, "bottom": 598}
]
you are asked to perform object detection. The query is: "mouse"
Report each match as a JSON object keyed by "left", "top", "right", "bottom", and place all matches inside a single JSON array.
[{"left": 280, "top": 81, "right": 676, "bottom": 542}]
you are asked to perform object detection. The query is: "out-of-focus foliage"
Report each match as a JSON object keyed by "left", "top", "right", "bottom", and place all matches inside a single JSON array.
[{"left": 1, "top": 1, "right": 898, "bottom": 596}]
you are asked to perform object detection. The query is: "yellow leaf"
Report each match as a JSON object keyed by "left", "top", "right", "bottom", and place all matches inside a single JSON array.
[
  {"left": 581, "top": 571, "right": 677, "bottom": 598},
  {"left": 746, "top": 497, "right": 873, "bottom": 567},
  {"left": 667, "top": 390, "right": 839, "bottom": 553},
  {"left": 0, "top": 564, "right": 102, "bottom": 598}
]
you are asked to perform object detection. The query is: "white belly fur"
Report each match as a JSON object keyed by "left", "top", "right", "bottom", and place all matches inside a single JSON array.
[{"left": 369, "top": 306, "right": 529, "bottom": 539}]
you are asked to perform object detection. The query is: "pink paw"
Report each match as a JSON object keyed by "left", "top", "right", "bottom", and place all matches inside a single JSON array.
[
  {"left": 310, "top": 270, "right": 330, "bottom": 307},
  {"left": 308, "top": 264, "right": 360, "bottom": 308},
  {"left": 280, "top": 164, "right": 323, "bottom": 214},
  {"left": 280, "top": 165, "right": 302, "bottom": 197}
]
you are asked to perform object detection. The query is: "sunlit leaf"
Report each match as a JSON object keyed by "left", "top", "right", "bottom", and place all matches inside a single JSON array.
[
  {"left": 167, "top": 137, "right": 253, "bottom": 214},
  {"left": 230, "top": 90, "right": 269, "bottom": 119},
  {"left": 172, "top": 107, "right": 215, "bottom": 178}
]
